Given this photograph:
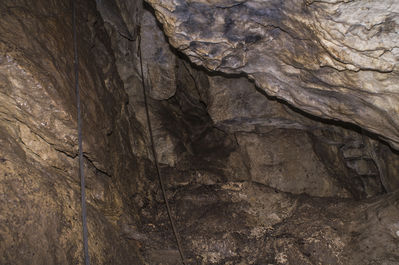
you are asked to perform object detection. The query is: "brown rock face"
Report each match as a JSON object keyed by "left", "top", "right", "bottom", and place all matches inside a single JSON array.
[
  {"left": 146, "top": 0, "right": 399, "bottom": 150},
  {"left": 1, "top": 0, "right": 399, "bottom": 265},
  {"left": 0, "top": 1, "right": 146, "bottom": 264}
]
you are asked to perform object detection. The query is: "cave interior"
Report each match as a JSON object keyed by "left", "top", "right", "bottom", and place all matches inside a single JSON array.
[{"left": 0, "top": 0, "right": 398, "bottom": 264}]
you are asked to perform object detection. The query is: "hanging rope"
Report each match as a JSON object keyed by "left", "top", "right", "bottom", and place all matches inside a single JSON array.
[
  {"left": 138, "top": 33, "right": 187, "bottom": 265},
  {"left": 72, "top": 1, "right": 90, "bottom": 265}
]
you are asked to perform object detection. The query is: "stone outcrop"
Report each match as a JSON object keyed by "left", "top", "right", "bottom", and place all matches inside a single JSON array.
[{"left": 146, "top": 0, "right": 399, "bottom": 150}]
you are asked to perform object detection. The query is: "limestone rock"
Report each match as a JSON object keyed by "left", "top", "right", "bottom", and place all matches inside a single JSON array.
[
  {"left": 146, "top": 0, "right": 399, "bottom": 150},
  {"left": 206, "top": 76, "right": 313, "bottom": 133},
  {"left": 2, "top": 0, "right": 399, "bottom": 264},
  {"left": 166, "top": 63, "right": 396, "bottom": 198},
  {"left": 235, "top": 130, "right": 351, "bottom": 197},
  {"left": 0, "top": 1, "right": 147, "bottom": 264},
  {"left": 141, "top": 9, "right": 177, "bottom": 100}
]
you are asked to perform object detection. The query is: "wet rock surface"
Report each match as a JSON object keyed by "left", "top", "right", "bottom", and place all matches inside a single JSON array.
[{"left": 1, "top": 0, "right": 399, "bottom": 265}]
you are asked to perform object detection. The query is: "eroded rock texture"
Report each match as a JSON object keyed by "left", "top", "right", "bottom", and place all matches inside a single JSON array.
[
  {"left": 0, "top": 1, "right": 147, "bottom": 264},
  {"left": 102, "top": 1, "right": 399, "bottom": 264},
  {"left": 146, "top": 0, "right": 399, "bottom": 150},
  {"left": 1, "top": 0, "right": 399, "bottom": 265}
]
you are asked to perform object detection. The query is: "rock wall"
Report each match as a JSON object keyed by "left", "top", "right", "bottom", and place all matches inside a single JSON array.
[
  {"left": 1, "top": 0, "right": 399, "bottom": 264},
  {"left": 0, "top": 1, "right": 149, "bottom": 264},
  {"left": 146, "top": 0, "right": 399, "bottom": 150},
  {"left": 102, "top": 1, "right": 399, "bottom": 264}
]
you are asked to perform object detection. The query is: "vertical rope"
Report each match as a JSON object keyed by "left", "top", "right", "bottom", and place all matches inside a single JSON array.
[
  {"left": 138, "top": 33, "right": 187, "bottom": 265},
  {"left": 72, "top": 1, "right": 90, "bottom": 265}
]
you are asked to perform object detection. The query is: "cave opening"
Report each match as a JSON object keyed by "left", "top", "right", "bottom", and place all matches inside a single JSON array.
[{"left": 0, "top": 0, "right": 398, "bottom": 265}]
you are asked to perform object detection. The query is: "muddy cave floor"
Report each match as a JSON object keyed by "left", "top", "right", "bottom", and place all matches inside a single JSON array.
[{"left": 129, "top": 125, "right": 399, "bottom": 265}]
